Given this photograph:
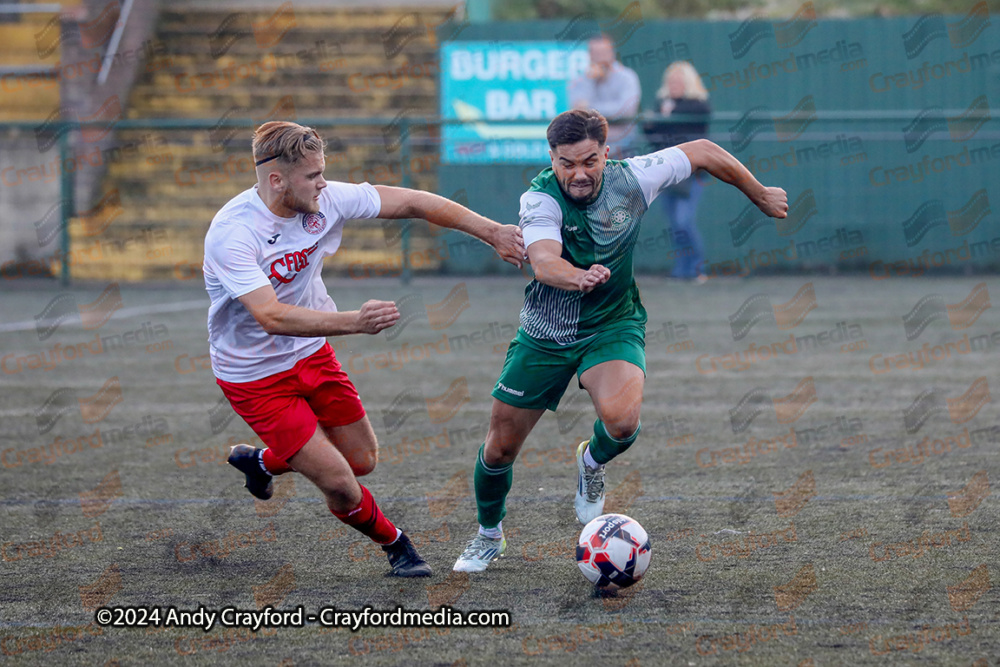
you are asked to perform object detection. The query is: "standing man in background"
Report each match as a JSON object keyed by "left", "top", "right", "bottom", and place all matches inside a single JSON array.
[{"left": 568, "top": 35, "right": 642, "bottom": 159}]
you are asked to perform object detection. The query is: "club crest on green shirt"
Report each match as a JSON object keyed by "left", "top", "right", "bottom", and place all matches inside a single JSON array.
[{"left": 608, "top": 206, "right": 631, "bottom": 228}]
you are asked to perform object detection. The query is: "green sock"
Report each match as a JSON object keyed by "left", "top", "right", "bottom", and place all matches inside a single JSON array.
[
  {"left": 474, "top": 443, "right": 513, "bottom": 529},
  {"left": 587, "top": 419, "right": 641, "bottom": 465}
]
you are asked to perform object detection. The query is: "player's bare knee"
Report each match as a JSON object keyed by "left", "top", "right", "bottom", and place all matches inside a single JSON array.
[
  {"left": 605, "top": 418, "right": 639, "bottom": 441},
  {"left": 483, "top": 434, "right": 520, "bottom": 465},
  {"left": 350, "top": 451, "right": 378, "bottom": 477}
]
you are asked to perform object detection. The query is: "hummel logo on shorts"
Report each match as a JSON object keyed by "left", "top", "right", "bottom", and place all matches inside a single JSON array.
[{"left": 497, "top": 382, "right": 524, "bottom": 397}]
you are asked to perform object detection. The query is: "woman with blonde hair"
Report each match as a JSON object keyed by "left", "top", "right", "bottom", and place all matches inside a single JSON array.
[{"left": 645, "top": 61, "right": 712, "bottom": 282}]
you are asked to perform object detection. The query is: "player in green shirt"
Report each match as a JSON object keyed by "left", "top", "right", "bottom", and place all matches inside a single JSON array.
[{"left": 453, "top": 109, "right": 788, "bottom": 572}]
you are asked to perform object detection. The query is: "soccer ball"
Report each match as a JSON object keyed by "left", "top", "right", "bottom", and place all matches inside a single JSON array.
[{"left": 576, "top": 514, "right": 651, "bottom": 589}]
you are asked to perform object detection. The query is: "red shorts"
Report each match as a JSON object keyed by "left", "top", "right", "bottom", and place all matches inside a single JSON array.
[{"left": 217, "top": 343, "right": 365, "bottom": 461}]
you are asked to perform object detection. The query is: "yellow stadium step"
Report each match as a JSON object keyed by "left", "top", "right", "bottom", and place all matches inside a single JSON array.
[
  {"left": 56, "top": 213, "right": 444, "bottom": 282},
  {"left": 84, "top": 5, "right": 446, "bottom": 281}
]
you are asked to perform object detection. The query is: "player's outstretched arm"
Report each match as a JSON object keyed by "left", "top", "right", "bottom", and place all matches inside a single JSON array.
[
  {"left": 528, "top": 240, "right": 610, "bottom": 293},
  {"left": 374, "top": 185, "right": 525, "bottom": 268},
  {"left": 237, "top": 285, "right": 399, "bottom": 337},
  {"left": 678, "top": 139, "right": 788, "bottom": 218}
]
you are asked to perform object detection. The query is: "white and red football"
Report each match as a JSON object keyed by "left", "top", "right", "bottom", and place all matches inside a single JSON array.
[{"left": 576, "top": 513, "right": 651, "bottom": 589}]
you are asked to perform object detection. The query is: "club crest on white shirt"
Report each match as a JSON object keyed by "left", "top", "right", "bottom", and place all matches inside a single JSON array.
[{"left": 302, "top": 211, "right": 327, "bottom": 234}]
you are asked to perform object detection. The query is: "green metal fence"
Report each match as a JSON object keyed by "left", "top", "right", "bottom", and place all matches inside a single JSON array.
[
  {"left": 3, "top": 106, "right": 997, "bottom": 287},
  {"left": 437, "top": 16, "right": 1000, "bottom": 276},
  {"left": 1, "top": 116, "right": 436, "bottom": 285},
  {"left": 7, "top": 14, "right": 1000, "bottom": 282}
]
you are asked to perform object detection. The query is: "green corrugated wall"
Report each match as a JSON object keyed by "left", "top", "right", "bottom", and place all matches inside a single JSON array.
[{"left": 439, "top": 17, "right": 999, "bottom": 274}]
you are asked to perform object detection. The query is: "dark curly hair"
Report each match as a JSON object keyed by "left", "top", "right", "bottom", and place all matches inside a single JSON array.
[{"left": 546, "top": 109, "right": 608, "bottom": 149}]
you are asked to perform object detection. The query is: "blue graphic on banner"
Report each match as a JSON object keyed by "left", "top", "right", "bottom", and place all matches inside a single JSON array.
[{"left": 441, "top": 42, "right": 589, "bottom": 164}]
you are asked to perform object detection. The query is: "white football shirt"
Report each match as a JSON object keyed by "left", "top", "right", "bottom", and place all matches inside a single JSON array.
[{"left": 204, "top": 181, "right": 381, "bottom": 382}]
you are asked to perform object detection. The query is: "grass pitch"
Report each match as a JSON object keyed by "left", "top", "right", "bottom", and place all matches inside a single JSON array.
[{"left": 0, "top": 275, "right": 996, "bottom": 666}]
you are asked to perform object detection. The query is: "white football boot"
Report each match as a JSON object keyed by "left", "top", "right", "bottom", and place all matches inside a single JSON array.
[{"left": 575, "top": 441, "right": 606, "bottom": 524}]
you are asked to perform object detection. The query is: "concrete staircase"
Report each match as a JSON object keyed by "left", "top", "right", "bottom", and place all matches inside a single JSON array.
[
  {"left": 67, "top": 4, "right": 456, "bottom": 281},
  {"left": 0, "top": 5, "right": 66, "bottom": 121}
]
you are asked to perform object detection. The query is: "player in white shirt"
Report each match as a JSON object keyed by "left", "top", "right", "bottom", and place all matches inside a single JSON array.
[{"left": 208, "top": 121, "right": 524, "bottom": 577}]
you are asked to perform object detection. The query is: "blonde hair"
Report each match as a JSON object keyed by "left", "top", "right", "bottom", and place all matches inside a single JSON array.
[
  {"left": 657, "top": 61, "right": 709, "bottom": 101},
  {"left": 252, "top": 121, "right": 325, "bottom": 167}
]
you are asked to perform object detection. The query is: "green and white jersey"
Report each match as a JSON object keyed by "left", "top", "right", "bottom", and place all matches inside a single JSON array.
[{"left": 518, "top": 146, "right": 692, "bottom": 344}]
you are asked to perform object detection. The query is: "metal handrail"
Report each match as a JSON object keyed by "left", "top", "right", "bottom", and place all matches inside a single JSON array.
[
  {"left": 0, "top": 4, "right": 62, "bottom": 12},
  {"left": 97, "top": 0, "right": 134, "bottom": 85},
  {"left": 0, "top": 111, "right": 996, "bottom": 130},
  {"left": 0, "top": 65, "right": 58, "bottom": 75},
  {"left": 3, "top": 112, "right": 997, "bottom": 286}
]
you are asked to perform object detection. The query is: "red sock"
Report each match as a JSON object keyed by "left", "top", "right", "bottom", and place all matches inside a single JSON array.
[
  {"left": 261, "top": 448, "right": 293, "bottom": 475},
  {"left": 331, "top": 485, "right": 399, "bottom": 545}
]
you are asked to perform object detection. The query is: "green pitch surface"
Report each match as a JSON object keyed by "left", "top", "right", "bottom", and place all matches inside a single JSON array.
[{"left": 1, "top": 275, "right": 996, "bottom": 666}]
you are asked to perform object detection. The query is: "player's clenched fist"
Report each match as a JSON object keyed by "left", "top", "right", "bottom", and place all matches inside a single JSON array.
[
  {"left": 755, "top": 186, "right": 788, "bottom": 219},
  {"left": 356, "top": 300, "right": 400, "bottom": 334},
  {"left": 578, "top": 265, "right": 611, "bottom": 293}
]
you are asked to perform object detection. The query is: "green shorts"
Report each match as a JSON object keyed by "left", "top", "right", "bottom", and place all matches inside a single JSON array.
[{"left": 491, "top": 325, "right": 646, "bottom": 411}]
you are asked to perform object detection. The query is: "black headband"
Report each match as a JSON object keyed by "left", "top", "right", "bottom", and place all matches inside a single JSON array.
[{"left": 254, "top": 154, "right": 281, "bottom": 166}]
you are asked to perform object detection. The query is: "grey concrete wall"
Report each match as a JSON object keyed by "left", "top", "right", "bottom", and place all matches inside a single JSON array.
[
  {"left": 0, "top": 138, "right": 62, "bottom": 274},
  {"left": 0, "top": 0, "right": 162, "bottom": 272}
]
